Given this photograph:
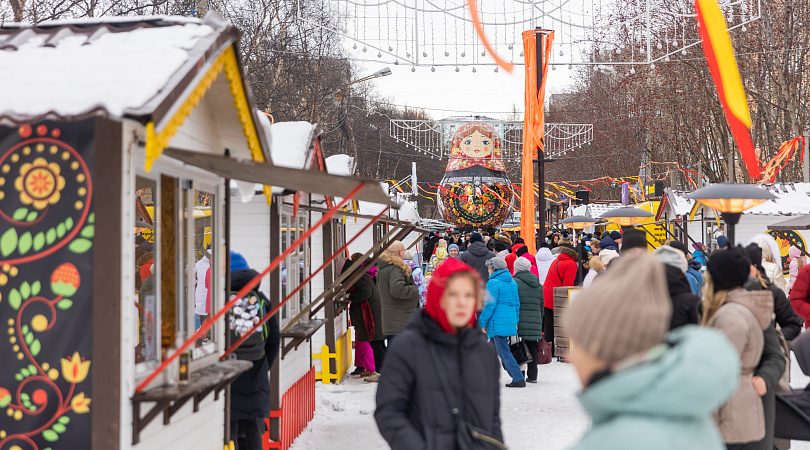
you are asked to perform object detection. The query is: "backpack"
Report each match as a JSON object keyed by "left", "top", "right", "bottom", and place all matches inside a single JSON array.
[{"left": 228, "top": 291, "right": 269, "bottom": 361}]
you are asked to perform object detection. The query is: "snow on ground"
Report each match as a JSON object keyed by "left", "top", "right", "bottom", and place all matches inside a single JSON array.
[
  {"left": 291, "top": 359, "right": 588, "bottom": 450},
  {"left": 291, "top": 347, "right": 810, "bottom": 449}
]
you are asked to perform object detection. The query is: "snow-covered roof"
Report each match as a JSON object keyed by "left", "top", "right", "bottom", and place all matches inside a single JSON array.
[
  {"left": 0, "top": 14, "right": 230, "bottom": 124},
  {"left": 664, "top": 189, "right": 697, "bottom": 216},
  {"left": 588, "top": 203, "right": 626, "bottom": 218},
  {"left": 395, "top": 201, "right": 419, "bottom": 223},
  {"left": 671, "top": 183, "right": 810, "bottom": 217},
  {"left": 269, "top": 121, "right": 318, "bottom": 170},
  {"left": 325, "top": 154, "right": 356, "bottom": 177}
]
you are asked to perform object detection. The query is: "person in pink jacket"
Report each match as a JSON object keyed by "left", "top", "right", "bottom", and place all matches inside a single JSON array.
[{"left": 789, "top": 245, "right": 809, "bottom": 291}]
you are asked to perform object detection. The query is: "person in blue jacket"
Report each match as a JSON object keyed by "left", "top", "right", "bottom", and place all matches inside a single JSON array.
[
  {"left": 565, "top": 253, "right": 739, "bottom": 450},
  {"left": 671, "top": 241, "right": 703, "bottom": 296},
  {"left": 479, "top": 256, "right": 525, "bottom": 387}
]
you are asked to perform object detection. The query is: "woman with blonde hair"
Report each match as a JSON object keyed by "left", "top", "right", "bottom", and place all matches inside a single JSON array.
[{"left": 703, "top": 246, "right": 774, "bottom": 449}]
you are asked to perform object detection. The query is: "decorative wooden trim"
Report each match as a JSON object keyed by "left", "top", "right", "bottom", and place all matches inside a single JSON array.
[{"left": 144, "top": 46, "right": 267, "bottom": 171}]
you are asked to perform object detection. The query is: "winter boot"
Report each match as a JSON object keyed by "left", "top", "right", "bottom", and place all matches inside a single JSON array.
[
  {"left": 351, "top": 366, "right": 365, "bottom": 376},
  {"left": 505, "top": 379, "right": 526, "bottom": 388}
]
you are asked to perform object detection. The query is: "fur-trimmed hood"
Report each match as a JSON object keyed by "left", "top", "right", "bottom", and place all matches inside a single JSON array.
[
  {"left": 378, "top": 251, "right": 412, "bottom": 277},
  {"left": 559, "top": 245, "right": 578, "bottom": 259}
]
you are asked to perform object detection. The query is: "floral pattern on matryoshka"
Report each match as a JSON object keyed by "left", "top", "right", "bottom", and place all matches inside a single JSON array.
[{"left": 438, "top": 121, "right": 513, "bottom": 229}]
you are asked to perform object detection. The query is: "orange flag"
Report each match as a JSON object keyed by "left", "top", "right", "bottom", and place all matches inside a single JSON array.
[
  {"left": 521, "top": 29, "right": 554, "bottom": 255},
  {"left": 466, "top": 0, "right": 515, "bottom": 72},
  {"left": 695, "top": 0, "right": 761, "bottom": 180}
]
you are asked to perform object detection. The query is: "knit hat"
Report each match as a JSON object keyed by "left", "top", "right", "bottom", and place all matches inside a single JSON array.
[
  {"left": 495, "top": 235, "right": 512, "bottom": 245},
  {"left": 514, "top": 257, "right": 532, "bottom": 273},
  {"left": 565, "top": 253, "right": 672, "bottom": 364},
  {"left": 707, "top": 246, "right": 751, "bottom": 292},
  {"left": 515, "top": 246, "right": 528, "bottom": 257},
  {"left": 493, "top": 241, "right": 509, "bottom": 253},
  {"left": 230, "top": 251, "right": 249, "bottom": 272},
  {"left": 620, "top": 229, "right": 648, "bottom": 252},
  {"left": 744, "top": 244, "right": 765, "bottom": 273},
  {"left": 448, "top": 244, "right": 459, "bottom": 252},
  {"left": 669, "top": 240, "right": 689, "bottom": 257},
  {"left": 486, "top": 257, "right": 507, "bottom": 271},
  {"left": 470, "top": 232, "right": 483, "bottom": 243},
  {"left": 717, "top": 235, "right": 729, "bottom": 249},
  {"left": 654, "top": 245, "right": 688, "bottom": 273},
  {"left": 610, "top": 230, "right": 622, "bottom": 241}
]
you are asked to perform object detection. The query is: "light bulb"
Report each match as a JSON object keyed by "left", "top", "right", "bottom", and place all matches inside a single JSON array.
[
  {"left": 494, "top": 67, "right": 499, "bottom": 73},
  {"left": 520, "top": 51, "right": 524, "bottom": 57},
  {"left": 681, "top": 49, "right": 687, "bottom": 55},
  {"left": 352, "top": 43, "right": 357, "bottom": 50},
  {"left": 423, "top": 51, "right": 428, "bottom": 57},
  {"left": 559, "top": 50, "right": 564, "bottom": 56},
  {"left": 461, "top": 51, "right": 466, "bottom": 57},
  {"left": 665, "top": 55, "right": 670, "bottom": 61},
  {"left": 406, "top": 52, "right": 411, "bottom": 57},
  {"left": 362, "top": 47, "right": 367, "bottom": 52},
  {"left": 593, "top": 65, "right": 599, "bottom": 72},
  {"left": 630, "top": 67, "right": 636, "bottom": 74},
  {"left": 551, "top": 65, "right": 556, "bottom": 70},
  {"left": 411, "top": 66, "right": 416, "bottom": 72},
  {"left": 388, "top": 46, "right": 393, "bottom": 51},
  {"left": 377, "top": 52, "right": 382, "bottom": 57},
  {"left": 481, "top": 51, "right": 486, "bottom": 56},
  {"left": 431, "top": 66, "right": 436, "bottom": 72},
  {"left": 568, "top": 64, "right": 573, "bottom": 69},
  {"left": 650, "top": 63, "right": 656, "bottom": 70},
  {"left": 656, "top": 42, "right": 662, "bottom": 49},
  {"left": 472, "top": 67, "right": 477, "bottom": 73},
  {"left": 444, "top": 51, "right": 449, "bottom": 57},
  {"left": 394, "top": 60, "right": 399, "bottom": 65},
  {"left": 508, "top": 44, "right": 513, "bottom": 50},
  {"left": 455, "top": 66, "right": 460, "bottom": 72}
]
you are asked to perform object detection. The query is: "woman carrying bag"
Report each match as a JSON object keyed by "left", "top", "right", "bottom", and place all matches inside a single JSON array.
[
  {"left": 513, "top": 257, "right": 543, "bottom": 383},
  {"left": 375, "top": 259, "right": 505, "bottom": 449}
]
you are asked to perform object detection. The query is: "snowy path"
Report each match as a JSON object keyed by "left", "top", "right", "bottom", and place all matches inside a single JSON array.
[{"left": 291, "top": 353, "right": 810, "bottom": 449}]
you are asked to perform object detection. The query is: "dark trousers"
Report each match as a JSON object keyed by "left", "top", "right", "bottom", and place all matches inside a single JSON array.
[
  {"left": 387, "top": 334, "right": 397, "bottom": 347},
  {"left": 726, "top": 445, "right": 745, "bottom": 450},
  {"left": 524, "top": 339, "right": 539, "bottom": 381},
  {"left": 542, "top": 307, "right": 555, "bottom": 352},
  {"left": 231, "top": 418, "right": 264, "bottom": 450},
  {"left": 370, "top": 339, "right": 387, "bottom": 373}
]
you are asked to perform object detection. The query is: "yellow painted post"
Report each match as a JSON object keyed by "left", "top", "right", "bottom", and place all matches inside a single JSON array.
[
  {"left": 335, "top": 335, "right": 344, "bottom": 385},
  {"left": 313, "top": 345, "right": 337, "bottom": 385},
  {"left": 345, "top": 328, "right": 353, "bottom": 374}
]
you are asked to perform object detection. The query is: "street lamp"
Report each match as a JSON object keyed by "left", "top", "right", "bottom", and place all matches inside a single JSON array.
[
  {"left": 600, "top": 207, "right": 654, "bottom": 229},
  {"left": 687, "top": 183, "right": 775, "bottom": 245},
  {"left": 561, "top": 215, "right": 597, "bottom": 286}
]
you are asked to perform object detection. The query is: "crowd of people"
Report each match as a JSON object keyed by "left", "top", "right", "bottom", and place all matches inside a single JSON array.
[{"left": 360, "top": 225, "right": 810, "bottom": 449}]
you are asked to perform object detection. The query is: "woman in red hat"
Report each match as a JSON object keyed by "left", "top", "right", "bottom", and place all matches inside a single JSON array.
[{"left": 375, "top": 259, "right": 504, "bottom": 449}]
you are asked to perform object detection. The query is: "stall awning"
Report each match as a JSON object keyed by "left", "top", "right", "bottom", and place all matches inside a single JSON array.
[
  {"left": 767, "top": 215, "right": 810, "bottom": 231},
  {"left": 164, "top": 147, "right": 397, "bottom": 207}
]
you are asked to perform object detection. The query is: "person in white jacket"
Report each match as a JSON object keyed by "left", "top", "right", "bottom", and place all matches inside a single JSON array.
[
  {"left": 749, "top": 234, "right": 788, "bottom": 295},
  {"left": 194, "top": 250, "right": 211, "bottom": 329},
  {"left": 535, "top": 245, "right": 555, "bottom": 285}
]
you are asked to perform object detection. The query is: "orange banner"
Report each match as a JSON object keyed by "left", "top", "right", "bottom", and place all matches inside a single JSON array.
[
  {"left": 695, "top": 0, "right": 761, "bottom": 180},
  {"left": 466, "top": 0, "right": 515, "bottom": 72},
  {"left": 521, "top": 29, "right": 554, "bottom": 255}
]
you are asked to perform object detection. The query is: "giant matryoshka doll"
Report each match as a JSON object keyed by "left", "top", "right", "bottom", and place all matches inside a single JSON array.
[{"left": 437, "top": 122, "right": 514, "bottom": 230}]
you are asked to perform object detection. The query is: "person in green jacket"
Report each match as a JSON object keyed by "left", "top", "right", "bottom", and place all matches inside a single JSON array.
[
  {"left": 564, "top": 253, "right": 740, "bottom": 450},
  {"left": 513, "top": 257, "right": 543, "bottom": 383}
]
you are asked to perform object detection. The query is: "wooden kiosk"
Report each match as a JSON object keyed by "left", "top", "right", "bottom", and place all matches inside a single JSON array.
[{"left": 0, "top": 13, "right": 392, "bottom": 450}]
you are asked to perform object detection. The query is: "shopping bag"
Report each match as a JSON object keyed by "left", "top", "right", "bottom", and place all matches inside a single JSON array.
[
  {"left": 509, "top": 337, "right": 533, "bottom": 365},
  {"left": 537, "top": 340, "right": 553, "bottom": 365}
]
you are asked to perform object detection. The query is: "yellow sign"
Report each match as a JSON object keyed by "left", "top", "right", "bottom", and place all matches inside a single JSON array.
[{"left": 140, "top": 229, "right": 154, "bottom": 243}]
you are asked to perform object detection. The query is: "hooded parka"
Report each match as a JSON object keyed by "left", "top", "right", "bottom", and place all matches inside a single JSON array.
[
  {"left": 572, "top": 326, "right": 740, "bottom": 450},
  {"left": 457, "top": 240, "right": 495, "bottom": 283},
  {"left": 377, "top": 251, "right": 421, "bottom": 336},
  {"left": 663, "top": 264, "right": 700, "bottom": 330},
  {"left": 706, "top": 288, "right": 774, "bottom": 444},
  {"left": 514, "top": 271, "right": 543, "bottom": 340},
  {"left": 375, "top": 259, "right": 503, "bottom": 450},
  {"left": 479, "top": 268, "right": 520, "bottom": 339}
]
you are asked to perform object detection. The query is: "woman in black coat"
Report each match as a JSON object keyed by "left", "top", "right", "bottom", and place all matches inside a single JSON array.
[
  {"left": 375, "top": 259, "right": 503, "bottom": 449},
  {"left": 343, "top": 254, "right": 386, "bottom": 372},
  {"left": 229, "top": 252, "right": 281, "bottom": 450}
]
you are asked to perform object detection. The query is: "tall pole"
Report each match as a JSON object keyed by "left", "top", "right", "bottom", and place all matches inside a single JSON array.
[
  {"left": 802, "top": 135, "right": 810, "bottom": 183},
  {"left": 536, "top": 27, "right": 545, "bottom": 249}
]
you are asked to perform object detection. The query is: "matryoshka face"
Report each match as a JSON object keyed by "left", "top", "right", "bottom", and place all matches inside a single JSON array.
[{"left": 460, "top": 131, "right": 493, "bottom": 158}]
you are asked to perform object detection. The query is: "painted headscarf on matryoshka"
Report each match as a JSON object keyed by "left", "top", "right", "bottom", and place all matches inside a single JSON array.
[{"left": 445, "top": 122, "right": 506, "bottom": 172}]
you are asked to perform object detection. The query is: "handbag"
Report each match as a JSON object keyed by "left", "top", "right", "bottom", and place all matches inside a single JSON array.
[
  {"left": 537, "top": 340, "right": 553, "bottom": 365},
  {"left": 428, "top": 342, "right": 507, "bottom": 450},
  {"left": 509, "top": 337, "right": 533, "bottom": 365}
]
